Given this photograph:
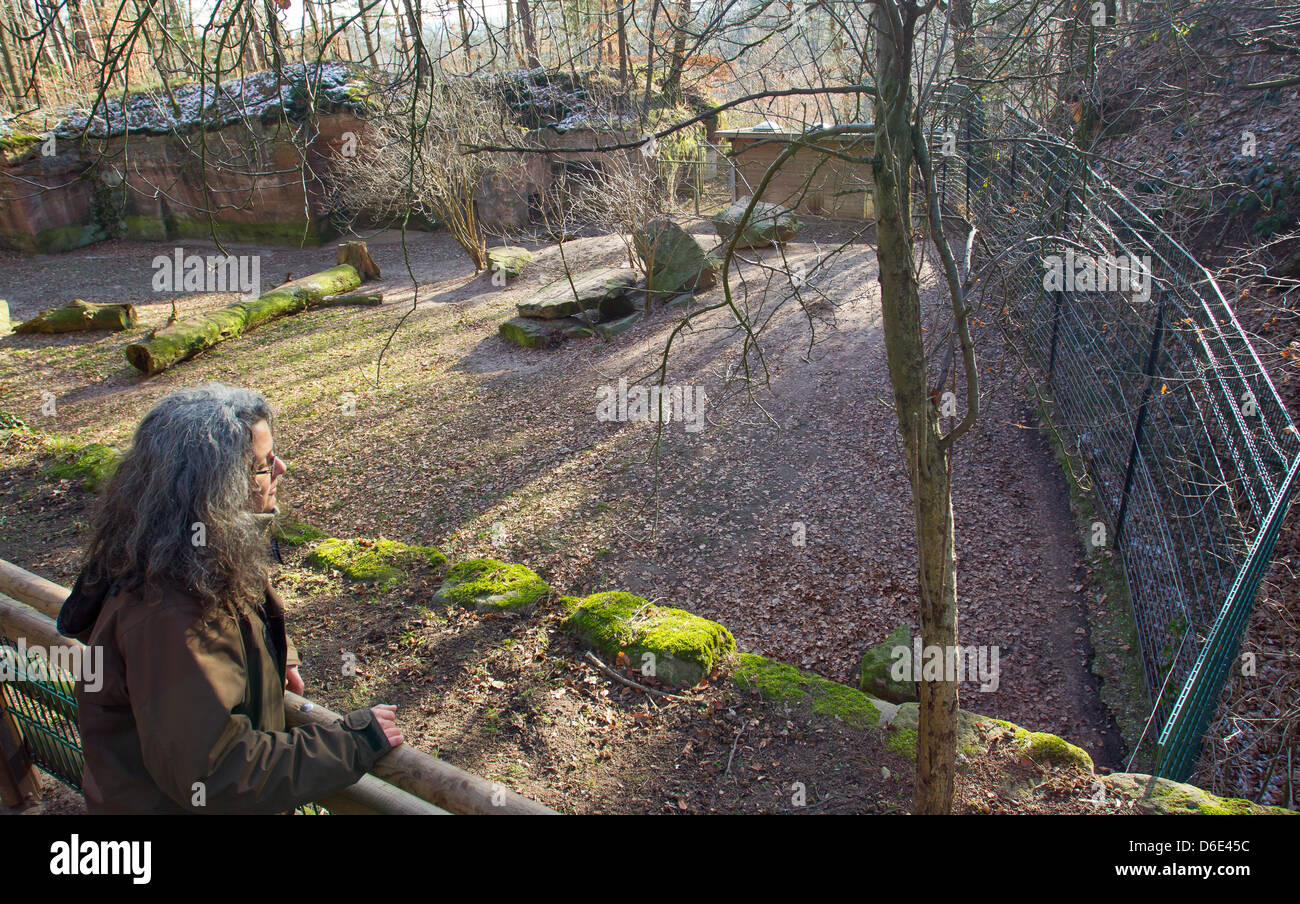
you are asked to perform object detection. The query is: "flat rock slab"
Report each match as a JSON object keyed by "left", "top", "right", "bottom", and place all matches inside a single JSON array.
[
  {"left": 516, "top": 267, "right": 638, "bottom": 319},
  {"left": 713, "top": 197, "right": 802, "bottom": 247},
  {"left": 488, "top": 246, "right": 533, "bottom": 278},
  {"left": 499, "top": 315, "right": 596, "bottom": 348}
]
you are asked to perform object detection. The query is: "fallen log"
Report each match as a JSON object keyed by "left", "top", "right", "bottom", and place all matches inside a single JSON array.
[
  {"left": 15, "top": 300, "right": 137, "bottom": 334},
  {"left": 124, "top": 265, "right": 362, "bottom": 376},
  {"left": 338, "top": 241, "right": 381, "bottom": 280},
  {"left": 317, "top": 292, "right": 383, "bottom": 307}
]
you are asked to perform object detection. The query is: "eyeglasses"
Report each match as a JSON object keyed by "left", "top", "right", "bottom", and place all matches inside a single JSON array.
[{"left": 253, "top": 452, "right": 281, "bottom": 478}]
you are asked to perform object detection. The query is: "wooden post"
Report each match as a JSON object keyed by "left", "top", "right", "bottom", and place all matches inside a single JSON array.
[
  {"left": 0, "top": 695, "right": 40, "bottom": 807},
  {"left": 0, "top": 561, "right": 558, "bottom": 815}
]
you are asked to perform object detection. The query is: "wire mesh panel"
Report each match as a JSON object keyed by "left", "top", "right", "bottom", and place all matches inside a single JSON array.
[
  {"left": 0, "top": 633, "right": 328, "bottom": 813},
  {"left": 929, "top": 99, "right": 1300, "bottom": 779},
  {"left": 1, "top": 636, "right": 84, "bottom": 791}
]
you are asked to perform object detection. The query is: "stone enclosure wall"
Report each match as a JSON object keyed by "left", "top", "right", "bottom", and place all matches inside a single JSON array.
[{"left": 0, "top": 116, "right": 635, "bottom": 253}]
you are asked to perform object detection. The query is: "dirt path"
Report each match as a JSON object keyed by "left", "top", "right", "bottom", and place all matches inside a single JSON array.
[{"left": 0, "top": 218, "right": 1122, "bottom": 772}]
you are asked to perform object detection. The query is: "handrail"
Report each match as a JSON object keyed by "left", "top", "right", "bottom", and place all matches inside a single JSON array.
[{"left": 0, "top": 558, "right": 556, "bottom": 815}]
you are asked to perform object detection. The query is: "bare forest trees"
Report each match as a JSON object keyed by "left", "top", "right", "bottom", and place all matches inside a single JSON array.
[{"left": 329, "top": 76, "right": 516, "bottom": 271}]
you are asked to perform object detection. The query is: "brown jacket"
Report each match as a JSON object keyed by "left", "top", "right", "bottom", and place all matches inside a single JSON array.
[{"left": 59, "top": 570, "right": 391, "bottom": 814}]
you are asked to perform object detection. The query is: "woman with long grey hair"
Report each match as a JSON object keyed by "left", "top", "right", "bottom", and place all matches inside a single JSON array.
[{"left": 58, "top": 382, "right": 403, "bottom": 814}]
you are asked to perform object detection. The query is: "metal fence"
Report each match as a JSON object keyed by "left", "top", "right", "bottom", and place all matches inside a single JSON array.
[
  {"left": 0, "top": 634, "right": 326, "bottom": 814},
  {"left": 931, "top": 94, "right": 1300, "bottom": 780}
]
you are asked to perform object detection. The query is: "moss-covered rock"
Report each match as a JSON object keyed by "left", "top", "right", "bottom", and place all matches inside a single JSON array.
[
  {"left": 307, "top": 537, "right": 447, "bottom": 588},
  {"left": 733, "top": 652, "right": 882, "bottom": 729},
  {"left": 499, "top": 315, "right": 594, "bottom": 348},
  {"left": 887, "top": 702, "right": 986, "bottom": 759},
  {"left": 487, "top": 246, "right": 533, "bottom": 278},
  {"left": 563, "top": 591, "right": 736, "bottom": 688},
  {"left": 634, "top": 218, "right": 719, "bottom": 297},
  {"left": 273, "top": 515, "right": 327, "bottom": 546},
  {"left": 859, "top": 624, "right": 919, "bottom": 703},
  {"left": 434, "top": 558, "right": 549, "bottom": 612},
  {"left": 516, "top": 268, "right": 638, "bottom": 319},
  {"left": 1101, "top": 773, "right": 1295, "bottom": 815},
  {"left": 43, "top": 438, "right": 120, "bottom": 491}
]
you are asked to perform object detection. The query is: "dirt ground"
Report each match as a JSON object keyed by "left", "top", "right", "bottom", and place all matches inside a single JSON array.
[{"left": 0, "top": 215, "right": 1136, "bottom": 812}]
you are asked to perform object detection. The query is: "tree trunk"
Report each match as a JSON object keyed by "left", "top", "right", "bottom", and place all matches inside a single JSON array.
[
  {"left": 616, "top": 0, "right": 628, "bottom": 91},
  {"left": 871, "top": 0, "right": 958, "bottom": 816},
  {"left": 14, "top": 300, "right": 137, "bottom": 333},
  {"left": 338, "top": 241, "right": 382, "bottom": 280},
  {"left": 517, "top": 0, "right": 539, "bottom": 68},
  {"left": 661, "top": 0, "right": 690, "bottom": 106},
  {"left": 124, "top": 266, "right": 362, "bottom": 376}
]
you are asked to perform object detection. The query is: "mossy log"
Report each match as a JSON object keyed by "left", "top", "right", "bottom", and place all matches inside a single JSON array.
[
  {"left": 124, "top": 265, "right": 362, "bottom": 376},
  {"left": 317, "top": 292, "right": 383, "bottom": 307},
  {"left": 14, "top": 300, "right": 137, "bottom": 334},
  {"left": 338, "top": 241, "right": 381, "bottom": 280}
]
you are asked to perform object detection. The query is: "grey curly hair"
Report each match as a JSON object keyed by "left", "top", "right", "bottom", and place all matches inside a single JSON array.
[{"left": 85, "top": 382, "right": 275, "bottom": 617}]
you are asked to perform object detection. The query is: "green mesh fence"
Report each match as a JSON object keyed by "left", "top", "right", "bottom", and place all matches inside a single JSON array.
[
  {"left": 930, "top": 93, "right": 1300, "bottom": 781},
  {"left": 0, "top": 634, "right": 328, "bottom": 814}
]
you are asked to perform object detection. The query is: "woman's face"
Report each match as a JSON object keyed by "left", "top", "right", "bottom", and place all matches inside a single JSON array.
[{"left": 249, "top": 419, "right": 286, "bottom": 513}]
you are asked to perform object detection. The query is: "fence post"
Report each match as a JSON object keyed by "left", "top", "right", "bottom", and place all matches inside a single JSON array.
[
  {"left": 0, "top": 689, "right": 40, "bottom": 807},
  {"left": 1115, "top": 295, "right": 1168, "bottom": 545}
]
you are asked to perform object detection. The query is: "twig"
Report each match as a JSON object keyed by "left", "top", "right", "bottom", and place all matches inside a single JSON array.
[
  {"left": 725, "top": 725, "right": 745, "bottom": 775},
  {"left": 582, "top": 651, "right": 707, "bottom": 705}
]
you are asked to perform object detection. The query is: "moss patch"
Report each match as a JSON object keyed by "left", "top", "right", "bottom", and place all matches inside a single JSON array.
[
  {"left": 307, "top": 537, "right": 447, "bottom": 588},
  {"left": 1101, "top": 773, "right": 1295, "bottom": 815},
  {"left": 434, "top": 558, "right": 549, "bottom": 613},
  {"left": 563, "top": 592, "right": 736, "bottom": 687},
  {"left": 733, "top": 652, "right": 881, "bottom": 729},
  {"left": 42, "top": 437, "right": 120, "bottom": 491},
  {"left": 273, "top": 516, "right": 327, "bottom": 546}
]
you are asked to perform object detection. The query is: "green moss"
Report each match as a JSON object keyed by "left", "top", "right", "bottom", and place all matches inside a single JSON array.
[
  {"left": 1102, "top": 773, "right": 1296, "bottom": 815},
  {"left": 273, "top": 516, "right": 326, "bottom": 546},
  {"left": 1025, "top": 731, "right": 1094, "bottom": 771},
  {"left": 434, "top": 558, "right": 549, "bottom": 613},
  {"left": 733, "top": 652, "right": 880, "bottom": 729},
  {"left": 120, "top": 215, "right": 325, "bottom": 246},
  {"left": 886, "top": 727, "right": 918, "bottom": 758},
  {"left": 307, "top": 537, "right": 447, "bottom": 588},
  {"left": 0, "top": 223, "right": 106, "bottom": 254},
  {"left": 42, "top": 438, "right": 120, "bottom": 490},
  {"left": 563, "top": 591, "right": 736, "bottom": 687}
]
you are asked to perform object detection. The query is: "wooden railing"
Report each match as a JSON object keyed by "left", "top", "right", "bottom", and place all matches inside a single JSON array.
[{"left": 0, "top": 558, "right": 556, "bottom": 815}]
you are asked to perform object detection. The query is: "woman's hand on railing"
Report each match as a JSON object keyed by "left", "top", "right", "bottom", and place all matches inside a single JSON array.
[
  {"left": 285, "top": 665, "right": 305, "bottom": 694},
  {"left": 372, "top": 704, "right": 404, "bottom": 749}
]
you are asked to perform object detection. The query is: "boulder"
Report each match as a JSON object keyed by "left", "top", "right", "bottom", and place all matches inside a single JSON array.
[
  {"left": 434, "top": 558, "right": 549, "bottom": 612},
  {"left": 561, "top": 591, "right": 736, "bottom": 688},
  {"left": 515, "top": 267, "right": 638, "bottom": 319},
  {"left": 499, "top": 315, "right": 595, "bottom": 348},
  {"left": 859, "top": 624, "right": 919, "bottom": 703},
  {"left": 633, "top": 218, "right": 719, "bottom": 297},
  {"left": 712, "top": 198, "right": 801, "bottom": 247},
  {"left": 487, "top": 246, "right": 533, "bottom": 279},
  {"left": 307, "top": 537, "right": 447, "bottom": 589}
]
